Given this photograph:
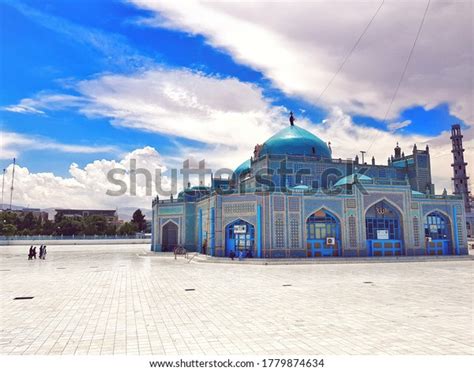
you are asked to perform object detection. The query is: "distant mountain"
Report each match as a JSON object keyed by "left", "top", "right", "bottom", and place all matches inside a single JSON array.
[{"left": 0, "top": 203, "right": 25, "bottom": 210}]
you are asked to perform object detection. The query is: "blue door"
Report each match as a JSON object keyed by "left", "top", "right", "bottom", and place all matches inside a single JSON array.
[
  {"left": 365, "top": 201, "right": 403, "bottom": 256},
  {"left": 306, "top": 210, "right": 341, "bottom": 257},
  {"left": 425, "top": 212, "right": 451, "bottom": 255},
  {"left": 225, "top": 220, "right": 255, "bottom": 257}
]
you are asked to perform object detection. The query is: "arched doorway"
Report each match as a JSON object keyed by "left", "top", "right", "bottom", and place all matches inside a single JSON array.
[
  {"left": 162, "top": 221, "right": 178, "bottom": 252},
  {"left": 424, "top": 211, "right": 452, "bottom": 255},
  {"left": 365, "top": 200, "right": 403, "bottom": 256},
  {"left": 225, "top": 219, "right": 255, "bottom": 257},
  {"left": 306, "top": 209, "right": 341, "bottom": 257}
]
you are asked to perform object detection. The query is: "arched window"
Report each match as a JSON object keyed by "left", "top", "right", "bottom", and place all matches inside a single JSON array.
[
  {"left": 225, "top": 219, "right": 255, "bottom": 257},
  {"left": 306, "top": 209, "right": 341, "bottom": 257},
  {"left": 425, "top": 212, "right": 450, "bottom": 240},
  {"left": 307, "top": 210, "right": 339, "bottom": 240},
  {"left": 365, "top": 201, "right": 401, "bottom": 240}
]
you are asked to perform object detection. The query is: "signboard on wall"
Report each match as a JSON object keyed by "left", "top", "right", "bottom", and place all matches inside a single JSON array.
[
  {"left": 377, "top": 230, "right": 389, "bottom": 240},
  {"left": 234, "top": 225, "right": 247, "bottom": 234}
]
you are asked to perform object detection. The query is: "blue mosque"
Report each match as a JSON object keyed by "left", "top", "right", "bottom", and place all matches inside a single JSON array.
[{"left": 151, "top": 114, "right": 469, "bottom": 258}]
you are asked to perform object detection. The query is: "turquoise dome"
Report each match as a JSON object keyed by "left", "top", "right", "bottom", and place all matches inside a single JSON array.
[
  {"left": 234, "top": 159, "right": 251, "bottom": 176},
  {"left": 259, "top": 125, "right": 331, "bottom": 158}
]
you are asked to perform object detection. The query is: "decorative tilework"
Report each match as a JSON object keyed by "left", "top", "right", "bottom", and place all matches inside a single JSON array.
[
  {"left": 274, "top": 213, "right": 285, "bottom": 248},
  {"left": 345, "top": 199, "right": 356, "bottom": 209},
  {"left": 457, "top": 220, "right": 464, "bottom": 245},
  {"left": 348, "top": 216, "right": 357, "bottom": 248},
  {"left": 288, "top": 197, "right": 300, "bottom": 212},
  {"left": 273, "top": 196, "right": 285, "bottom": 212},
  {"left": 158, "top": 206, "right": 184, "bottom": 215},
  {"left": 161, "top": 217, "right": 180, "bottom": 226},
  {"left": 223, "top": 202, "right": 255, "bottom": 215},
  {"left": 411, "top": 202, "right": 419, "bottom": 209},
  {"left": 413, "top": 217, "right": 420, "bottom": 247},
  {"left": 289, "top": 215, "right": 300, "bottom": 249},
  {"left": 364, "top": 193, "right": 404, "bottom": 212}
]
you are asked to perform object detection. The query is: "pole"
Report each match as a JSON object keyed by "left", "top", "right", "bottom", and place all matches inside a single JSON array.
[
  {"left": 9, "top": 158, "right": 16, "bottom": 210},
  {"left": 1, "top": 168, "right": 5, "bottom": 209}
]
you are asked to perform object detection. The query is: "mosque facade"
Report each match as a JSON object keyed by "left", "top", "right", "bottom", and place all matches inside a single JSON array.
[{"left": 151, "top": 115, "right": 469, "bottom": 258}]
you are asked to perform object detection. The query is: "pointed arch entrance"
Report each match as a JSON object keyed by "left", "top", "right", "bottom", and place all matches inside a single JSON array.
[
  {"left": 424, "top": 211, "right": 452, "bottom": 255},
  {"left": 162, "top": 221, "right": 178, "bottom": 252},
  {"left": 225, "top": 219, "right": 255, "bottom": 257},
  {"left": 306, "top": 209, "right": 341, "bottom": 257},
  {"left": 365, "top": 200, "right": 403, "bottom": 256}
]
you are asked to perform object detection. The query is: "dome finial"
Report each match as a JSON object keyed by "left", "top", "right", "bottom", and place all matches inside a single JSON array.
[{"left": 289, "top": 111, "right": 295, "bottom": 126}]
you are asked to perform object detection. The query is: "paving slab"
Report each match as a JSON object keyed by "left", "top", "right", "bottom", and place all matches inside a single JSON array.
[{"left": 0, "top": 244, "right": 472, "bottom": 355}]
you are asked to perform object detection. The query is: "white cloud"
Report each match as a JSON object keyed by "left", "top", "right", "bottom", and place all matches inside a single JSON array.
[
  {"left": 130, "top": 0, "right": 473, "bottom": 125},
  {"left": 2, "top": 94, "right": 86, "bottom": 115},
  {"left": 4, "top": 65, "right": 472, "bottom": 194},
  {"left": 1, "top": 147, "right": 170, "bottom": 210},
  {"left": 75, "top": 68, "right": 285, "bottom": 148},
  {"left": 0, "top": 131, "right": 119, "bottom": 159},
  {"left": 2, "top": 68, "right": 288, "bottom": 168},
  {"left": 307, "top": 108, "right": 473, "bottom": 193},
  {"left": 387, "top": 119, "right": 412, "bottom": 132},
  {"left": 3, "top": 105, "right": 45, "bottom": 115}
]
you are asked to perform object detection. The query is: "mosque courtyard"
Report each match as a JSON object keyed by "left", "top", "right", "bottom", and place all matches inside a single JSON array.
[{"left": 0, "top": 243, "right": 472, "bottom": 356}]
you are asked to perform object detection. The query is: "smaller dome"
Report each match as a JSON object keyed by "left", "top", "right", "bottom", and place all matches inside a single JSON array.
[
  {"left": 290, "top": 184, "right": 311, "bottom": 192},
  {"left": 334, "top": 174, "right": 372, "bottom": 187},
  {"left": 234, "top": 159, "right": 251, "bottom": 176}
]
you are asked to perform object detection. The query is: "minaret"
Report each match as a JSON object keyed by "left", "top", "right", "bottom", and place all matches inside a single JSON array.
[{"left": 451, "top": 124, "right": 471, "bottom": 212}]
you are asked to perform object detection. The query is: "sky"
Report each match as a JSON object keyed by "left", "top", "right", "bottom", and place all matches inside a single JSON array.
[{"left": 0, "top": 0, "right": 472, "bottom": 211}]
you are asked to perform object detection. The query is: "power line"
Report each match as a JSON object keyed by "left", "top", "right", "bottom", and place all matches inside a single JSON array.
[
  {"left": 316, "top": 0, "right": 385, "bottom": 103},
  {"left": 366, "top": 0, "right": 431, "bottom": 154}
]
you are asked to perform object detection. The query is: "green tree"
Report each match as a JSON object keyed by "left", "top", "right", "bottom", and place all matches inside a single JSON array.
[
  {"left": 1, "top": 211, "right": 19, "bottom": 226},
  {"left": 81, "top": 215, "right": 108, "bottom": 235},
  {"left": 1, "top": 223, "right": 17, "bottom": 236},
  {"left": 55, "top": 217, "right": 82, "bottom": 236},
  {"left": 41, "top": 219, "right": 55, "bottom": 235},
  {"left": 118, "top": 222, "right": 137, "bottom": 236},
  {"left": 131, "top": 209, "right": 147, "bottom": 232},
  {"left": 20, "top": 212, "right": 37, "bottom": 231}
]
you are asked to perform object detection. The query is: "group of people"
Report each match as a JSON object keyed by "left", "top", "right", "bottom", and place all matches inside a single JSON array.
[
  {"left": 229, "top": 249, "right": 253, "bottom": 261},
  {"left": 27, "top": 245, "right": 47, "bottom": 260}
]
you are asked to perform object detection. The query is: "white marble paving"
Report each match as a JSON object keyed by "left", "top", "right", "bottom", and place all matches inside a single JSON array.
[{"left": 0, "top": 244, "right": 472, "bottom": 355}]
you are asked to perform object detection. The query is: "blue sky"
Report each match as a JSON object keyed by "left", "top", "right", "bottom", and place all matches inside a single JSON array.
[{"left": 0, "top": 0, "right": 471, "bottom": 208}]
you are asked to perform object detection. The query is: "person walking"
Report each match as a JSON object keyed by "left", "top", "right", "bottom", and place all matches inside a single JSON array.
[
  {"left": 238, "top": 250, "right": 244, "bottom": 261},
  {"left": 229, "top": 250, "right": 236, "bottom": 261},
  {"left": 42, "top": 245, "right": 47, "bottom": 260},
  {"left": 38, "top": 245, "right": 43, "bottom": 260},
  {"left": 28, "top": 246, "right": 33, "bottom": 260},
  {"left": 32, "top": 246, "right": 37, "bottom": 259}
]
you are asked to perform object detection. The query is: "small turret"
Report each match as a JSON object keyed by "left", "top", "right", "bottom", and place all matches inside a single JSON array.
[
  {"left": 371, "top": 156, "right": 375, "bottom": 165},
  {"left": 394, "top": 142, "right": 401, "bottom": 159}
]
